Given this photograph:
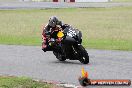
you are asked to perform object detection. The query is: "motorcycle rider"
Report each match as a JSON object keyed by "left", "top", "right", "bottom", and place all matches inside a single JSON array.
[{"left": 41, "top": 16, "right": 69, "bottom": 52}]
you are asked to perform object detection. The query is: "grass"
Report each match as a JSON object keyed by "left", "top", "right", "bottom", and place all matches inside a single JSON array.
[
  {"left": 0, "top": 76, "right": 54, "bottom": 88},
  {"left": 0, "top": 7, "right": 132, "bottom": 50}
]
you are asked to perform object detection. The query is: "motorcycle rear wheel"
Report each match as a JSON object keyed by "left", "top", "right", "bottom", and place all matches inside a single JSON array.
[{"left": 53, "top": 51, "right": 66, "bottom": 61}]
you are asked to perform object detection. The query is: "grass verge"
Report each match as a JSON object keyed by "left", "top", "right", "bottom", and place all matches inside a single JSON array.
[
  {"left": 0, "top": 7, "right": 132, "bottom": 50},
  {"left": 0, "top": 76, "right": 55, "bottom": 88}
]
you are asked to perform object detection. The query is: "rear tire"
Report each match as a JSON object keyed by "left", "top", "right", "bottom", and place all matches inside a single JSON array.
[
  {"left": 53, "top": 51, "right": 66, "bottom": 61},
  {"left": 78, "top": 45, "right": 89, "bottom": 64}
]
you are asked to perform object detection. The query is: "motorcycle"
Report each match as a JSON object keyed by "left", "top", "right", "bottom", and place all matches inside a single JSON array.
[{"left": 48, "top": 25, "right": 89, "bottom": 64}]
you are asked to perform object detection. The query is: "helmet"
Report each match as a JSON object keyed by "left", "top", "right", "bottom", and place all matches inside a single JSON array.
[{"left": 49, "top": 16, "right": 59, "bottom": 27}]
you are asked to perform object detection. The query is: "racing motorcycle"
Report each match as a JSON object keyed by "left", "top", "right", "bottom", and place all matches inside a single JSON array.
[{"left": 49, "top": 25, "right": 89, "bottom": 64}]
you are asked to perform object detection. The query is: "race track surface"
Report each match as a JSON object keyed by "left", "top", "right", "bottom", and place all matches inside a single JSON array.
[
  {"left": 0, "top": 45, "right": 132, "bottom": 88},
  {"left": 0, "top": 1, "right": 132, "bottom": 9}
]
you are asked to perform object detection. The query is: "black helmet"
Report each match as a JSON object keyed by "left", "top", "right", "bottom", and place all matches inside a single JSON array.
[{"left": 49, "top": 16, "right": 59, "bottom": 27}]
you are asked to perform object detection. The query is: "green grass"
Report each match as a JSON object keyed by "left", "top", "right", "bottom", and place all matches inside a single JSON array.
[
  {"left": 0, "top": 76, "right": 54, "bottom": 88},
  {"left": 0, "top": 7, "right": 132, "bottom": 50}
]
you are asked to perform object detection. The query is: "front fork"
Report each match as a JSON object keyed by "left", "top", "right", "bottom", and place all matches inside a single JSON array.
[{"left": 73, "top": 44, "right": 83, "bottom": 59}]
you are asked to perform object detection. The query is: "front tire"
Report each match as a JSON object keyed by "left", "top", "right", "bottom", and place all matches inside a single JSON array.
[{"left": 77, "top": 45, "right": 89, "bottom": 64}]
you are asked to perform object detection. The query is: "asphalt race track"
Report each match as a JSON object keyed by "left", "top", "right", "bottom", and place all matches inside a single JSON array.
[
  {"left": 0, "top": 45, "right": 132, "bottom": 88},
  {"left": 0, "top": 1, "right": 132, "bottom": 9}
]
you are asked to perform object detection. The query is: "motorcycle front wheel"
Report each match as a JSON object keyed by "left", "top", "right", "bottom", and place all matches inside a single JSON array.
[{"left": 77, "top": 45, "right": 89, "bottom": 64}]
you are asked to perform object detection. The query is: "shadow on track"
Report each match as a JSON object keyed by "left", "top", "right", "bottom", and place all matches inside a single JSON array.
[
  {"left": 51, "top": 60, "right": 89, "bottom": 65},
  {"left": 52, "top": 60, "right": 82, "bottom": 65}
]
